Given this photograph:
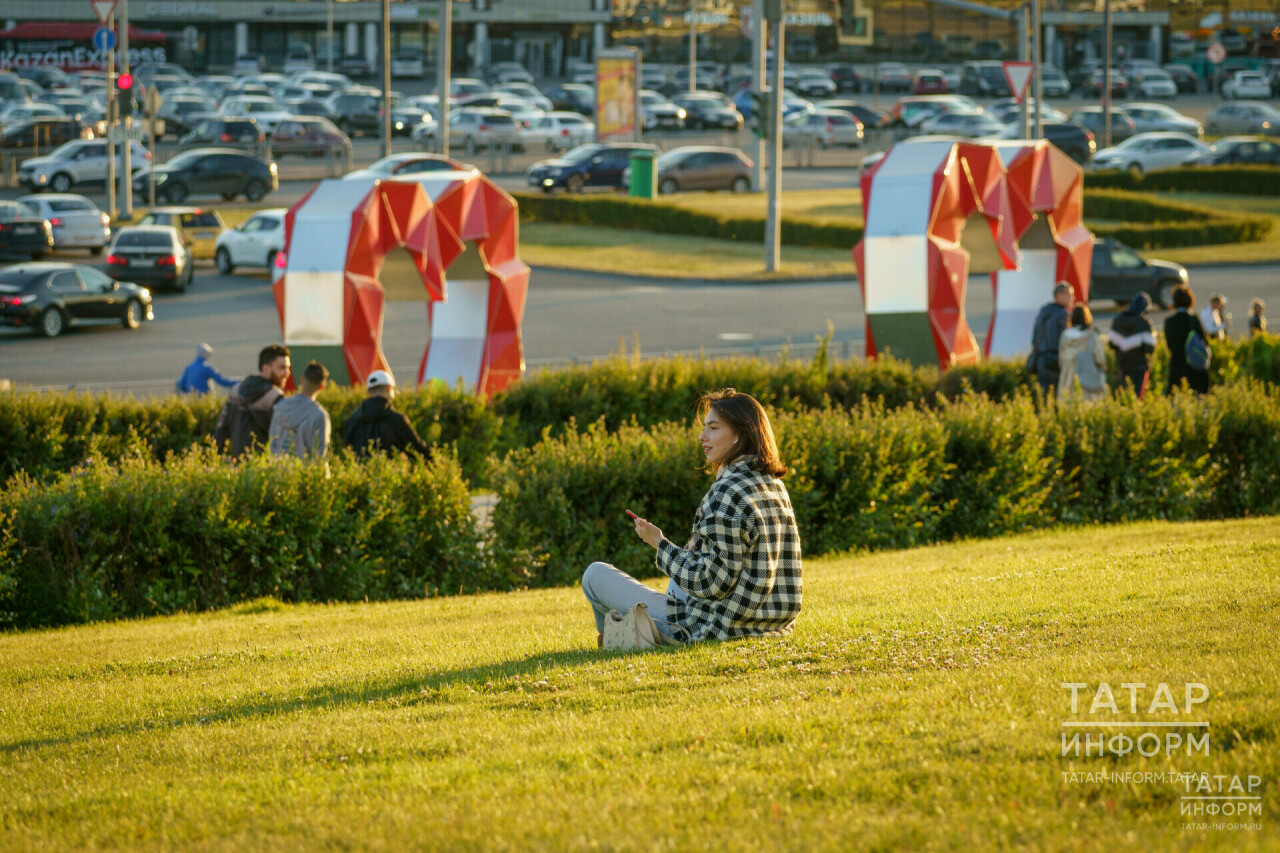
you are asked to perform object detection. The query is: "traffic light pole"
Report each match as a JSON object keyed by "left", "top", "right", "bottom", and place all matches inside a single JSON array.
[
  {"left": 119, "top": 0, "right": 133, "bottom": 220},
  {"left": 749, "top": 0, "right": 763, "bottom": 192},
  {"left": 764, "top": 8, "right": 783, "bottom": 273},
  {"left": 105, "top": 10, "right": 116, "bottom": 219}
]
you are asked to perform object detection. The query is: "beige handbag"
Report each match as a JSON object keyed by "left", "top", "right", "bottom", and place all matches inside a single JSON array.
[{"left": 602, "top": 603, "right": 665, "bottom": 651}]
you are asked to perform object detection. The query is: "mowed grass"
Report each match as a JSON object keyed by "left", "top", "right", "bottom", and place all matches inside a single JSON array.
[{"left": 2, "top": 518, "right": 1278, "bottom": 851}]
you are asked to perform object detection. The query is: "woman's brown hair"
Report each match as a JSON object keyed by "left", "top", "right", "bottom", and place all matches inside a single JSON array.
[
  {"left": 1070, "top": 305, "right": 1093, "bottom": 329},
  {"left": 698, "top": 388, "right": 787, "bottom": 478}
]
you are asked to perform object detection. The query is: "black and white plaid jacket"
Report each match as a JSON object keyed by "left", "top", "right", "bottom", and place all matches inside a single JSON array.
[{"left": 656, "top": 456, "right": 803, "bottom": 641}]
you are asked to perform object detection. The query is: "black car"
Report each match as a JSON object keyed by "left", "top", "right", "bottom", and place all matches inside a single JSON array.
[
  {"left": 0, "top": 117, "right": 88, "bottom": 151},
  {"left": 829, "top": 65, "right": 866, "bottom": 92},
  {"left": 324, "top": 91, "right": 420, "bottom": 137},
  {"left": 1188, "top": 135, "right": 1280, "bottom": 166},
  {"left": 179, "top": 117, "right": 265, "bottom": 150},
  {"left": 818, "top": 100, "right": 890, "bottom": 130},
  {"left": 0, "top": 262, "right": 153, "bottom": 338},
  {"left": 106, "top": 225, "right": 196, "bottom": 292},
  {"left": 526, "top": 142, "right": 658, "bottom": 193},
  {"left": 544, "top": 83, "right": 595, "bottom": 115},
  {"left": 671, "top": 94, "right": 744, "bottom": 130},
  {"left": 1068, "top": 108, "right": 1138, "bottom": 144},
  {"left": 339, "top": 55, "right": 373, "bottom": 78},
  {"left": 133, "top": 148, "right": 278, "bottom": 203},
  {"left": 1039, "top": 122, "right": 1096, "bottom": 164},
  {"left": 1163, "top": 64, "right": 1199, "bottom": 94},
  {"left": 1090, "top": 238, "right": 1189, "bottom": 309},
  {"left": 0, "top": 201, "right": 54, "bottom": 259}
]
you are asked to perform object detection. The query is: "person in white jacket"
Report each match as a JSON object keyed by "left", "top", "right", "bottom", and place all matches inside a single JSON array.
[
  {"left": 1057, "top": 305, "right": 1108, "bottom": 402},
  {"left": 1199, "top": 293, "right": 1229, "bottom": 340},
  {"left": 268, "top": 361, "right": 331, "bottom": 461}
]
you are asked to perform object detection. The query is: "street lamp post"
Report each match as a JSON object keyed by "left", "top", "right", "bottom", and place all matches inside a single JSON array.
[{"left": 327, "top": 0, "right": 334, "bottom": 72}]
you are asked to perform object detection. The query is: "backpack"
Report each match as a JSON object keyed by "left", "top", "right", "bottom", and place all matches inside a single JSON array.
[
  {"left": 1074, "top": 345, "right": 1106, "bottom": 392},
  {"left": 1185, "top": 330, "right": 1212, "bottom": 372}
]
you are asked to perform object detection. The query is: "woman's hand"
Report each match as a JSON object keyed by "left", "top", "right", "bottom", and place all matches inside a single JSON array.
[{"left": 632, "top": 515, "right": 664, "bottom": 550}]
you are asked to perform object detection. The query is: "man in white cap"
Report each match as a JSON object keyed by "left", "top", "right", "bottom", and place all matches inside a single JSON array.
[
  {"left": 342, "top": 369, "right": 432, "bottom": 458},
  {"left": 176, "top": 343, "right": 238, "bottom": 395}
]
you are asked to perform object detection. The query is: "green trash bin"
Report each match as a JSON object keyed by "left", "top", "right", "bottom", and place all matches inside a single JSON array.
[{"left": 629, "top": 149, "right": 658, "bottom": 199}]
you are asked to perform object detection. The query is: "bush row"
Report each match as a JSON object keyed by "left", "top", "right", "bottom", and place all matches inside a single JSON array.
[
  {"left": 514, "top": 189, "right": 1268, "bottom": 251},
  {"left": 486, "top": 381, "right": 1280, "bottom": 588},
  {"left": 5, "top": 335, "right": 1277, "bottom": 488},
  {"left": 0, "top": 451, "right": 523, "bottom": 629},
  {"left": 1084, "top": 165, "right": 1280, "bottom": 196}
]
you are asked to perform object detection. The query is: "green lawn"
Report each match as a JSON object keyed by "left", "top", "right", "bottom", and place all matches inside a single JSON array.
[{"left": 3, "top": 518, "right": 1277, "bottom": 851}]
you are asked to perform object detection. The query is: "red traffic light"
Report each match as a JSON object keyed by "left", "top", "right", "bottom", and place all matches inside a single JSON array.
[{"left": 117, "top": 73, "right": 133, "bottom": 90}]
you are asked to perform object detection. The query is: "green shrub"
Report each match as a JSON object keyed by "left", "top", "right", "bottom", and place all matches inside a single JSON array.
[
  {"left": 1085, "top": 165, "right": 1280, "bottom": 196},
  {"left": 0, "top": 449, "right": 503, "bottom": 629}
]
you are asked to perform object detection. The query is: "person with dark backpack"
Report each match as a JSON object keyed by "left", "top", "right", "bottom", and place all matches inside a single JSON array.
[
  {"left": 1029, "top": 282, "right": 1073, "bottom": 396},
  {"left": 1163, "top": 285, "right": 1210, "bottom": 395},
  {"left": 1107, "top": 292, "right": 1156, "bottom": 398},
  {"left": 342, "top": 370, "right": 432, "bottom": 459}
]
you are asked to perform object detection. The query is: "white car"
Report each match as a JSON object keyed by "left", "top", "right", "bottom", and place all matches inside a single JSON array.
[
  {"left": 0, "top": 103, "right": 65, "bottom": 124},
  {"left": 282, "top": 45, "right": 316, "bottom": 76},
  {"left": 410, "top": 115, "right": 440, "bottom": 147},
  {"left": 793, "top": 70, "right": 837, "bottom": 98},
  {"left": 490, "top": 62, "right": 534, "bottom": 85},
  {"left": 526, "top": 111, "right": 596, "bottom": 151},
  {"left": 1132, "top": 69, "right": 1177, "bottom": 99},
  {"left": 919, "top": 110, "right": 1005, "bottom": 138},
  {"left": 214, "top": 208, "right": 287, "bottom": 274},
  {"left": 289, "top": 71, "right": 351, "bottom": 89},
  {"left": 781, "top": 109, "right": 864, "bottom": 148},
  {"left": 16, "top": 193, "right": 111, "bottom": 252},
  {"left": 19, "top": 139, "right": 151, "bottom": 193},
  {"left": 219, "top": 96, "right": 290, "bottom": 133},
  {"left": 1118, "top": 102, "right": 1203, "bottom": 138},
  {"left": 391, "top": 49, "right": 426, "bottom": 79},
  {"left": 1223, "top": 72, "right": 1271, "bottom": 100},
  {"left": 1090, "top": 132, "right": 1211, "bottom": 174}
]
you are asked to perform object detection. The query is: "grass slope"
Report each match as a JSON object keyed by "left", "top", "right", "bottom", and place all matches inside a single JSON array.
[{"left": 3, "top": 518, "right": 1277, "bottom": 851}]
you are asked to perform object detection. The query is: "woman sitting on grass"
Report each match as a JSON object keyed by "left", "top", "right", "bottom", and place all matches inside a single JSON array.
[{"left": 581, "top": 389, "right": 803, "bottom": 645}]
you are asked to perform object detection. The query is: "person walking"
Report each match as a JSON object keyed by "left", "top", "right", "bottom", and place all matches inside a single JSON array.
[
  {"left": 1107, "top": 292, "right": 1156, "bottom": 398},
  {"left": 1249, "top": 299, "right": 1267, "bottom": 336},
  {"left": 1057, "top": 305, "right": 1108, "bottom": 402},
  {"left": 1029, "top": 282, "right": 1073, "bottom": 396},
  {"left": 1164, "top": 285, "right": 1210, "bottom": 395},
  {"left": 582, "top": 389, "right": 802, "bottom": 646},
  {"left": 177, "top": 343, "right": 238, "bottom": 395},
  {"left": 214, "top": 344, "right": 291, "bottom": 458},
  {"left": 1198, "top": 293, "right": 1229, "bottom": 340},
  {"left": 268, "top": 360, "right": 331, "bottom": 461},
  {"left": 342, "top": 370, "right": 431, "bottom": 458}
]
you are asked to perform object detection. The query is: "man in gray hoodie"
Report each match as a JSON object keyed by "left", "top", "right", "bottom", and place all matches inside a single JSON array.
[
  {"left": 214, "top": 344, "right": 291, "bottom": 458},
  {"left": 268, "top": 360, "right": 331, "bottom": 461}
]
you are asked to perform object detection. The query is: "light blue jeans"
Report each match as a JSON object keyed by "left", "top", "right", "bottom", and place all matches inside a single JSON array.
[{"left": 581, "top": 561, "right": 691, "bottom": 644}]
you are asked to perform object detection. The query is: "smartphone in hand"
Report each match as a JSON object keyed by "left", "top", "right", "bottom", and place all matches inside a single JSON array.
[{"left": 626, "top": 510, "right": 639, "bottom": 520}]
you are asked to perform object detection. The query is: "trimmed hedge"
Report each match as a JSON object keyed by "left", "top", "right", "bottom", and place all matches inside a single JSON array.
[
  {"left": 5, "top": 335, "right": 1278, "bottom": 490},
  {"left": 514, "top": 188, "right": 1271, "bottom": 251},
  {"left": 486, "top": 382, "right": 1280, "bottom": 588},
  {"left": 1085, "top": 165, "right": 1280, "bottom": 196},
  {"left": 0, "top": 450, "right": 517, "bottom": 629}
]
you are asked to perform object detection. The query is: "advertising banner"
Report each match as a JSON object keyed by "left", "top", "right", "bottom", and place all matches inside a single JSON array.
[{"left": 596, "top": 47, "right": 640, "bottom": 142}]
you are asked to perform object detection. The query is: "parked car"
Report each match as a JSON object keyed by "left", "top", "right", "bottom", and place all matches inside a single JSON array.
[
  {"left": 0, "top": 261, "right": 152, "bottom": 337},
  {"left": 987, "top": 99, "right": 1067, "bottom": 125},
  {"left": 179, "top": 116, "right": 264, "bottom": 150},
  {"left": 973, "top": 39, "right": 1006, "bottom": 60},
  {"left": 646, "top": 146, "right": 752, "bottom": 194},
  {"left": 136, "top": 207, "right": 226, "bottom": 260},
  {"left": 132, "top": 148, "right": 278, "bottom": 203},
  {"left": 911, "top": 69, "right": 948, "bottom": 95},
  {"left": 1068, "top": 107, "right": 1138, "bottom": 143},
  {"left": 960, "top": 61, "right": 1011, "bottom": 97},
  {"left": 491, "top": 83, "right": 553, "bottom": 112},
  {"left": 391, "top": 48, "right": 426, "bottom": 79},
  {"left": 817, "top": 100, "right": 889, "bottom": 130},
  {"left": 1131, "top": 68, "right": 1177, "bottom": 99},
  {"left": 525, "top": 111, "right": 596, "bottom": 152},
  {"left": 1117, "top": 102, "right": 1202, "bottom": 138},
  {"left": 15, "top": 193, "right": 110, "bottom": 253},
  {"left": 1090, "top": 132, "right": 1210, "bottom": 174},
  {"left": 1222, "top": 72, "right": 1271, "bottom": 100},
  {"left": 214, "top": 208, "right": 287, "bottom": 275},
  {"left": 0, "top": 200, "right": 53, "bottom": 259},
  {"left": 829, "top": 65, "right": 865, "bottom": 92},
  {"left": 672, "top": 93, "right": 743, "bottom": 130},
  {"left": 781, "top": 109, "right": 864, "bottom": 148},
  {"left": 793, "top": 69, "right": 838, "bottom": 98},
  {"left": 355, "top": 153, "right": 475, "bottom": 179},
  {"left": 490, "top": 61, "right": 534, "bottom": 85},
  {"left": 282, "top": 44, "right": 316, "bottom": 76},
  {"left": 234, "top": 53, "right": 267, "bottom": 74},
  {"left": 156, "top": 95, "right": 217, "bottom": 138},
  {"left": 1040, "top": 66, "right": 1071, "bottom": 97},
  {"left": 1163, "top": 64, "right": 1199, "bottom": 94},
  {"left": 0, "top": 117, "right": 89, "bottom": 151},
  {"left": 0, "top": 103, "right": 66, "bottom": 125},
  {"left": 218, "top": 96, "right": 290, "bottom": 134},
  {"left": 888, "top": 95, "right": 976, "bottom": 128},
  {"left": 986, "top": 121, "right": 1096, "bottom": 164},
  {"left": 1090, "top": 238, "right": 1188, "bottom": 308},
  {"left": 324, "top": 90, "right": 422, "bottom": 137},
  {"left": 1087, "top": 69, "right": 1128, "bottom": 98},
  {"left": 447, "top": 108, "right": 523, "bottom": 153},
  {"left": 339, "top": 55, "right": 372, "bottom": 78},
  {"left": 1204, "top": 101, "right": 1280, "bottom": 136},
  {"left": 1185, "top": 135, "right": 1280, "bottom": 166},
  {"left": 544, "top": 83, "right": 595, "bottom": 115},
  {"left": 920, "top": 110, "right": 1005, "bottom": 138},
  {"left": 269, "top": 117, "right": 350, "bottom": 158},
  {"left": 105, "top": 225, "right": 195, "bottom": 292},
  {"left": 875, "top": 62, "right": 912, "bottom": 92},
  {"left": 639, "top": 90, "right": 686, "bottom": 131},
  {"left": 18, "top": 139, "right": 150, "bottom": 193},
  {"left": 525, "top": 142, "right": 657, "bottom": 193}
]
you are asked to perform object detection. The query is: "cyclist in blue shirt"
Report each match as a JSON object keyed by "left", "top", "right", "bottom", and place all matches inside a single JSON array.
[{"left": 177, "top": 343, "right": 238, "bottom": 395}]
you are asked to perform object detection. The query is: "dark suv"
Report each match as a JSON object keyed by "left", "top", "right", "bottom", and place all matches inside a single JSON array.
[
  {"left": 132, "top": 148, "right": 278, "bottom": 203},
  {"left": 179, "top": 116, "right": 265, "bottom": 150},
  {"left": 1090, "top": 238, "right": 1189, "bottom": 309},
  {"left": 526, "top": 142, "right": 658, "bottom": 193},
  {"left": 0, "top": 117, "right": 88, "bottom": 151}
]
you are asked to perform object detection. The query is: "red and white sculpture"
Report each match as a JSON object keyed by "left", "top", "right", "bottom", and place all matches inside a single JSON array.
[
  {"left": 273, "top": 169, "right": 530, "bottom": 395},
  {"left": 853, "top": 138, "right": 1092, "bottom": 368}
]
